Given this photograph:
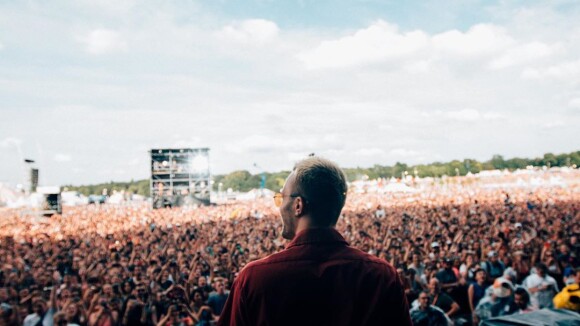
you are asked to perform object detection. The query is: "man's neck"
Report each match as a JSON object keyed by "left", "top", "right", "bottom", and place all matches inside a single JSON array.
[{"left": 294, "top": 219, "right": 332, "bottom": 237}]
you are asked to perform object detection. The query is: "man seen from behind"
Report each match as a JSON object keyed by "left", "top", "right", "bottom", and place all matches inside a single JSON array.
[{"left": 219, "top": 156, "right": 411, "bottom": 326}]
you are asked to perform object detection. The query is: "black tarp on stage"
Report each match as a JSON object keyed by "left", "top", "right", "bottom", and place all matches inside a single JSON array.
[{"left": 481, "top": 309, "right": 580, "bottom": 326}]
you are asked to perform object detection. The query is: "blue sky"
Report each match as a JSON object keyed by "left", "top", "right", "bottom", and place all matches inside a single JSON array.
[{"left": 1, "top": 0, "right": 579, "bottom": 186}]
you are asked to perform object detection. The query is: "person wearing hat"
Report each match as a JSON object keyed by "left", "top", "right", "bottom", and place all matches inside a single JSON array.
[
  {"left": 553, "top": 283, "right": 580, "bottom": 312},
  {"left": 474, "top": 277, "right": 517, "bottom": 322},
  {"left": 481, "top": 251, "right": 505, "bottom": 285},
  {"left": 435, "top": 257, "right": 463, "bottom": 295},
  {"left": 502, "top": 267, "right": 518, "bottom": 284},
  {"left": 552, "top": 267, "right": 580, "bottom": 312}
]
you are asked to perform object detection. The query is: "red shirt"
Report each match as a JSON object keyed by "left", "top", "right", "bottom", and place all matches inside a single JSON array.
[{"left": 218, "top": 228, "right": 412, "bottom": 326}]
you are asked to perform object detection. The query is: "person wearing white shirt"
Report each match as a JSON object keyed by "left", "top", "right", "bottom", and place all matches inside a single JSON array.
[
  {"left": 523, "top": 263, "right": 559, "bottom": 309},
  {"left": 23, "top": 297, "right": 55, "bottom": 326}
]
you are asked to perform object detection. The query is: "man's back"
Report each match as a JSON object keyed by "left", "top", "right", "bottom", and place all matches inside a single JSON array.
[{"left": 219, "top": 228, "right": 411, "bottom": 326}]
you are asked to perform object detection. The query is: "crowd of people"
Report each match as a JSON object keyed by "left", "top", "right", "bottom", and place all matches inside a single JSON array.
[{"left": 0, "top": 177, "right": 579, "bottom": 325}]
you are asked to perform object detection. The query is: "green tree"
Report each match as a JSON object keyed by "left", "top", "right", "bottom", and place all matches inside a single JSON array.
[
  {"left": 66, "top": 150, "right": 580, "bottom": 196},
  {"left": 221, "top": 170, "right": 252, "bottom": 191},
  {"left": 542, "top": 153, "right": 557, "bottom": 167},
  {"left": 490, "top": 155, "right": 505, "bottom": 169}
]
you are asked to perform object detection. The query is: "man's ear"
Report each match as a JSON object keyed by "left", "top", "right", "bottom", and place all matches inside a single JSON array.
[{"left": 294, "top": 197, "right": 305, "bottom": 217}]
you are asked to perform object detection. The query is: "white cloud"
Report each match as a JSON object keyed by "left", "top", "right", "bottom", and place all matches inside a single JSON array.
[
  {"left": 446, "top": 109, "right": 481, "bottom": 121},
  {"left": 287, "top": 151, "right": 311, "bottom": 163},
  {"left": 298, "top": 20, "right": 428, "bottom": 69},
  {"left": 171, "top": 137, "right": 203, "bottom": 148},
  {"left": 53, "top": 154, "right": 72, "bottom": 162},
  {"left": 522, "top": 59, "right": 580, "bottom": 80},
  {"left": 126, "top": 158, "right": 141, "bottom": 166},
  {"left": 489, "top": 42, "right": 556, "bottom": 69},
  {"left": 521, "top": 68, "right": 541, "bottom": 79},
  {"left": 569, "top": 98, "right": 580, "bottom": 109},
  {"left": 544, "top": 60, "right": 580, "bottom": 78},
  {"left": 226, "top": 135, "right": 287, "bottom": 154},
  {"left": 81, "top": 29, "right": 127, "bottom": 55},
  {"left": 219, "top": 19, "right": 279, "bottom": 45},
  {"left": 354, "top": 148, "right": 385, "bottom": 156},
  {"left": 1, "top": 2, "right": 580, "bottom": 185},
  {"left": 403, "top": 60, "right": 431, "bottom": 73},
  {"left": 422, "top": 109, "right": 504, "bottom": 122},
  {"left": 0, "top": 41, "right": 3, "bottom": 50},
  {"left": 482, "top": 112, "right": 504, "bottom": 120},
  {"left": 542, "top": 121, "right": 565, "bottom": 129},
  {"left": 0, "top": 137, "right": 22, "bottom": 148},
  {"left": 431, "top": 24, "right": 513, "bottom": 57},
  {"left": 298, "top": 22, "right": 523, "bottom": 70},
  {"left": 76, "top": 0, "right": 137, "bottom": 14},
  {"left": 225, "top": 133, "right": 346, "bottom": 156},
  {"left": 389, "top": 148, "right": 420, "bottom": 157}
]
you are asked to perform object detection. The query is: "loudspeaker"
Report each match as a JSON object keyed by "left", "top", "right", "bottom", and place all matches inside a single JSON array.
[{"left": 30, "top": 168, "right": 39, "bottom": 192}]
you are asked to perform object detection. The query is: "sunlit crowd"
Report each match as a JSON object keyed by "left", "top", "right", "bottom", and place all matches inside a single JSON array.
[{"left": 1, "top": 179, "right": 579, "bottom": 325}]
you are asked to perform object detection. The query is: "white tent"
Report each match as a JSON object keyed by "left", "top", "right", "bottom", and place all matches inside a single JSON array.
[
  {"left": 235, "top": 188, "right": 275, "bottom": 200},
  {"left": 382, "top": 181, "right": 417, "bottom": 193}
]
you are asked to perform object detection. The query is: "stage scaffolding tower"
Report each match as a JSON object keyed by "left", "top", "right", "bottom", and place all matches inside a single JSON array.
[{"left": 149, "top": 148, "right": 211, "bottom": 208}]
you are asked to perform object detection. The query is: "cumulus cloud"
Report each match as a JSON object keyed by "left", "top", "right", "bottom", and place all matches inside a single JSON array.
[
  {"left": 76, "top": 0, "right": 137, "bottom": 14},
  {"left": 225, "top": 133, "right": 345, "bottom": 156},
  {"left": 53, "top": 154, "right": 72, "bottom": 162},
  {"left": 542, "top": 121, "right": 565, "bottom": 129},
  {"left": 489, "top": 42, "right": 556, "bottom": 69},
  {"left": 446, "top": 109, "right": 481, "bottom": 121},
  {"left": 298, "top": 22, "right": 522, "bottom": 70},
  {"left": 482, "top": 112, "right": 504, "bottom": 120},
  {"left": 171, "top": 137, "right": 203, "bottom": 149},
  {"left": 389, "top": 148, "right": 420, "bottom": 157},
  {"left": 569, "top": 98, "right": 580, "bottom": 109},
  {"left": 445, "top": 109, "right": 504, "bottom": 122},
  {"left": 403, "top": 60, "right": 431, "bottom": 73},
  {"left": 0, "top": 137, "right": 22, "bottom": 148},
  {"left": 431, "top": 24, "right": 513, "bottom": 57},
  {"left": 126, "top": 158, "right": 142, "bottom": 166},
  {"left": 521, "top": 68, "right": 541, "bottom": 79},
  {"left": 354, "top": 148, "right": 386, "bottom": 156},
  {"left": 219, "top": 19, "right": 279, "bottom": 45},
  {"left": 298, "top": 20, "right": 428, "bottom": 69},
  {"left": 297, "top": 19, "right": 571, "bottom": 76},
  {"left": 81, "top": 29, "right": 127, "bottom": 55},
  {"left": 226, "top": 135, "right": 288, "bottom": 154},
  {"left": 1, "top": 2, "right": 579, "bottom": 185},
  {"left": 522, "top": 59, "right": 580, "bottom": 80}
]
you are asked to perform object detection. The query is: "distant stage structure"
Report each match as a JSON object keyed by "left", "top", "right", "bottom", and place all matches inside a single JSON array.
[{"left": 149, "top": 148, "right": 211, "bottom": 208}]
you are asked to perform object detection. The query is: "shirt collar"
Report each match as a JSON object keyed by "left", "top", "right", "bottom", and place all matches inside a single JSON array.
[{"left": 286, "top": 227, "right": 349, "bottom": 249}]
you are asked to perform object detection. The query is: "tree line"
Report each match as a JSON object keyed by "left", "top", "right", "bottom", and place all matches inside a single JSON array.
[{"left": 64, "top": 151, "right": 580, "bottom": 196}]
